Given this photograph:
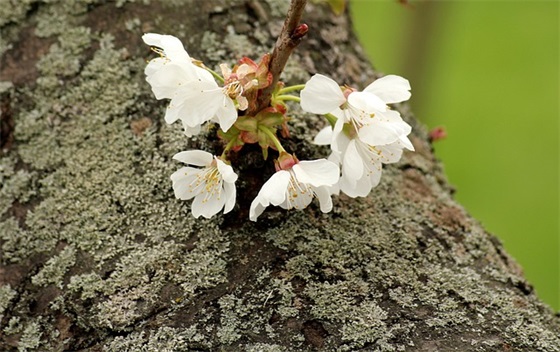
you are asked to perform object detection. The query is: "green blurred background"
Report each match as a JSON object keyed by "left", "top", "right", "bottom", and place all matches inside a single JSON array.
[{"left": 350, "top": 0, "right": 558, "bottom": 310}]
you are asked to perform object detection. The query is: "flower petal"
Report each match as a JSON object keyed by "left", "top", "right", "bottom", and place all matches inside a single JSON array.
[
  {"left": 399, "top": 135, "right": 415, "bottom": 151},
  {"left": 142, "top": 33, "right": 190, "bottom": 63},
  {"left": 293, "top": 159, "right": 340, "bottom": 188},
  {"left": 331, "top": 118, "right": 350, "bottom": 154},
  {"left": 173, "top": 150, "right": 213, "bottom": 166},
  {"left": 313, "top": 126, "right": 333, "bottom": 145},
  {"left": 300, "top": 74, "right": 346, "bottom": 114},
  {"left": 339, "top": 172, "right": 372, "bottom": 198},
  {"left": 348, "top": 91, "right": 387, "bottom": 113},
  {"left": 249, "top": 202, "right": 266, "bottom": 222},
  {"left": 223, "top": 181, "right": 236, "bottom": 214},
  {"left": 249, "top": 171, "right": 291, "bottom": 221},
  {"left": 145, "top": 63, "right": 193, "bottom": 100},
  {"left": 357, "top": 118, "right": 403, "bottom": 146},
  {"left": 342, "top": 139, "right": 364, "bottom": 183},
  {"left": 375, "top": 143, "right": 404, "bottom": 164},
  {"left": 216, "top": 158, "right": 238, "bottom": 183},
  {"left": 262, "top": 171, "right": 291, "bottom": 205},
  {"left": 191, "top": 192, "right": 225, "bottom": 219},
  {"left": 364, "top": 75, "right": 411, "bottom": 104},
  {"left": 280, "top": 182, "right": 313, "bottom": 210},
  {"left": 170, "top": 167, "right": 203, "bottom": 200},
  {"left": 215, "top": 96, "right": 238, "bottom": 132},
  {"left": 313, "top": 186, "right": 333, "bottom": 213}
]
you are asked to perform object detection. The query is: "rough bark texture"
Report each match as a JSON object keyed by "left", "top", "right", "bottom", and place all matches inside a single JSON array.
[{"left": 0, "top": 1, "right": 558, "bottom": 351}]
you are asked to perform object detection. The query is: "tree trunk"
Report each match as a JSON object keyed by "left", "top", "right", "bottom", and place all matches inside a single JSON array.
[{"left": 0, "top": 1, "right": 557, "bottom": 351}]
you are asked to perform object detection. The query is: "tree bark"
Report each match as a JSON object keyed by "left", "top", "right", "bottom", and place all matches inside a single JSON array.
[{"left": 0, "top": 1, "right": 558, "bottom": 351}]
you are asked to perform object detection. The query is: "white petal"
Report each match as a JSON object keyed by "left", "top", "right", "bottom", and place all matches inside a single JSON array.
[
  {"left": 367, "top": 164, "right": 383, "bottom": 189},
  {"left": 339, "top": 172, "right": 372, "bottom": 198},
  {"left": 376, "top": 143, "right": 404, "bottom": 164},
  {"left": 399, "top": 135, "right": 415, "bottom": 151},
  {"left": 170, "top": 167, "right": 202, "bottom": 200},
  {"left": 145, "top": 57, "right": 165, "bottom": 76},
  {"left": 280, "top": 182, "right": 313, "bottom": 210},
  {"left": 313, "top": 186, "right": 333, "bottom": 213},
  {"left": 364, "top": 75, "right": 411, "bottom": 104},
  {"left": 380, "top": 110, "right": 412, "bottom": 133},
  {"left": 142, "top": 33, "right": 190, "bottom": 63},
  {"left": 300, "top": 74, "right": 346, "bottom": 114},
  {"left": 262, "top": 171, "right": 291, "bottom": 205},
  {"left": 357, "top": 119, "right": 402, "bottom": 146},
  {"left": 193, "top": 66, "right": 215, "bottom": 82},
  {"left": 327, "top": 151, "right": 342, "bottom": 165},
  {"left": 215, "top": 97, "right": 238, "bottom": 132},
  {"left": 249, "top": 171, "right": 291, "bottom": 221},
  {"left": 348, "top": 91, "right": 387, "bottom": 112},
  {"left": 293, "top": 160, "right": 339, "bottom": 188},
  {"left": 342, "top": 140, "right": 364, "bottom": 182},
  {"left": 192, "top": 192, "right": 225, "bottom": 219},
  {"left": 173, "top": 150, "right": 213, "bottom": 166},
  {"left": 145, "top": 63, "right": 192, "bottom": 100},
  {"left": 331, "top": 121, "right": 350, "bottom": 154},
  {"left": 182, "top": 122, "right": 202, "bottom": 137},
  {"left": 182, "top": 83, "right": 224, "bottom": 125},
  {"left": 223, "top": 181, "right": 236, "bottom": 214},
  {"left": 163, "top": 100, "right": 182, "bottom": 125},
  {"left": 249, "top": 201, "right": 266, "bottom": 222},
  {"left": 313, "top": 126, "right": 333, "bottom": 145},
  {"left": 164, "top": 85, "right": 212, "bottom": 126},
  {"left": 216, "top": 158, "right": 238, "bottom": 183}
]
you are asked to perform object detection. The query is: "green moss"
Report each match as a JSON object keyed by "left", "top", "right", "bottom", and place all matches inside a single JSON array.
[
  {"left": 3, "top": 316, "right": 22, "bottom": 336},
  {"left": 0, "top": 0, "right": 34, "bottom": 27},
  {"left": 1, "top": 1, "right": 558, "bottom": 350},
  {"left": 263, "top": 0, "right": 291, "bottom": 18},
  {"left": 18, "top": 321, "right": 43, "bottom": 351},
  {"left": 0, "top": 156, "right": 36, "bottom": 217},
  {"left": 340, "top": 301, "right": 390, "bottom": 350},
  {"left": 31, "top": 246, "right": 77, "bottom": 288},
  {"left": 104, "top": 326, "right": 207, "bottom": 351},
  {"left": 2, "top": 0, "right": 232, "bottom": 345},
  {"left": 0, "top": 285, "right": 17, "bottom": 321},
  {"left": 216, "top": 294, "right": 243, "bottom": 344},
  {"left": 67, "top": 272, "right": 104, "bottom": 300},
  {"left": 245, "top": 343, "right": 288, "bottom": 352}
]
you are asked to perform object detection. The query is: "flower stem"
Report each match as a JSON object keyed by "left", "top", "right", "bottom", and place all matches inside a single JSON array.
[
  {"left": 276, "top": 95, "right": 301, "bottom": 102},
  {"left": 259, "top": 125, "right": 286, "bottom": 153},
  {"left": 277, "top": 84, "right": 305, "bottom": 95},
  {"left": 204, "top": 66, "right": 225, "bottom": 84},
  {"left": 250, "top": 0, "right": 308, "bottom": 115},
  {"left": 324, "top": 113, "right": 337, "bottom": 128},
  {"left": 221, "top": 137, "right": 239, "bottom": 159}
]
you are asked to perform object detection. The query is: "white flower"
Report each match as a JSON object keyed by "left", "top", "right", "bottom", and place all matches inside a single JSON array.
[
  {"left": 316, "top": 127, "right": 413, "bottom": 197},
  {"left": 142, "top": 33, "right": 238, "bottom": 135},
  {"left": 301, "top": 73, "right": 412, "bottom": 147},
  {"left": 142, "top": 33, "right": 213, "bottom": 100},
  {"left": 249, "top": 159, "right": 340, "bottom": 221},
  {"left": 170, "top": 150, "right": 237, "bottom": 219},
  {"left": 305, "top": 73, "right": 414, "bottom": 198}
]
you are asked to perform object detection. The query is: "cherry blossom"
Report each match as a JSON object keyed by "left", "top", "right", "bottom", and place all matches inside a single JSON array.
[
  {"left": 303, "top": 73, "right": 414, "bottom": 197},
  {"left": 143, "top": 33, "right": 239, "bottom": 135},
  {"left": 250, "top": 155, "right": 339, "bottom": 221},
  {"left": 170, "top": 150, "right": 237, "bottom": 219}
]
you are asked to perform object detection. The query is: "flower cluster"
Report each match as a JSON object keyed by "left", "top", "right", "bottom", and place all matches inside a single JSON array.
[{"left": 143, "top": 33, "right": 413, "bottom": 221}]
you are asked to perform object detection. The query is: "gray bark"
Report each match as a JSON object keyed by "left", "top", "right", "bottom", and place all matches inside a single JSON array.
[{"left": 0, "top": 1, "right": 558, "bottom": 351}]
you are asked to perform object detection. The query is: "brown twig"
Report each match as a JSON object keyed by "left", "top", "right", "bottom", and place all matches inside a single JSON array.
[{"left": 250, "top": 0, "right": 308, "bottom": 115}]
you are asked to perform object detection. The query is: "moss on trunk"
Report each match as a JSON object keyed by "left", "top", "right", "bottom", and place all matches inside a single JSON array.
[{"left": 0, "top": 1, "right": 558, "bottom": 351}]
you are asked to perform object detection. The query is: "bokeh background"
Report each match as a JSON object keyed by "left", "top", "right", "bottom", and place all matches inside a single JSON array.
[{"left": 350, "top": 0, "right": 558, "bottom": 310}]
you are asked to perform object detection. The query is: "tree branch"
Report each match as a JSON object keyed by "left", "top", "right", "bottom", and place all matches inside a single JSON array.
[{"left": 251, "top": 0, "right": 308, "bottom": 115}]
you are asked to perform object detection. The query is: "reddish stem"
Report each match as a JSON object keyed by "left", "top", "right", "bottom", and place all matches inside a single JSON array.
[{"left": 250, "top": 0, "right": 308, "bottom": 115}]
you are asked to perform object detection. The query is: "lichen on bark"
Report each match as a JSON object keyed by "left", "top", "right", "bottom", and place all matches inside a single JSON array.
[{"left": 0, "top": 0, "right": 558, "bottom": 351}]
